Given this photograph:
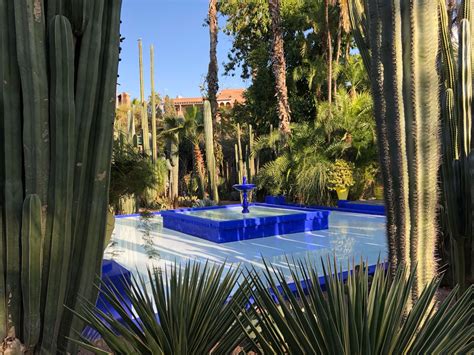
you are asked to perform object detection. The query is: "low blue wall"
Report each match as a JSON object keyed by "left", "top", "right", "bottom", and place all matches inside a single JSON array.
[{"left": 161, "top": 203, "right": 329, "bottom": 243}]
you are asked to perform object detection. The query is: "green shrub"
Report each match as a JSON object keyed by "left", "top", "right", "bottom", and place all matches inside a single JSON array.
[{"left": 327, "top": 159, "right": 355, "bottom": 190}]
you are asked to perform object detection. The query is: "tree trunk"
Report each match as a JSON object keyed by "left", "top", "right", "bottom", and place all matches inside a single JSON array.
[
  {"left": 207, "top": 0, "right": 219, "bottom": 124},
  {"left": 193, "top": 143, "right": 207, "bottom": 199},
  {"left": 325, "top": 0, "right": 333, "bottom": 106},
  {"left": 333, "top": 14, "right": 342, "bottom": 97},
  {"left": 268, "top": 0, "right": 291, "bottom": 137}
]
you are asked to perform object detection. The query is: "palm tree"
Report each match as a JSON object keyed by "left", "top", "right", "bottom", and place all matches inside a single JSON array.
[
  {"left": 160, "top": 107, "right": 208, "bottom": 200},
  {"left": 207, "top": 0, "right": 219, "bottom": 123},
  {"left": 183, "top": 106, "right": 208, "bottom": 199},
  {"left": 268, "top": 0, "right": 291, "bottom": 137}
]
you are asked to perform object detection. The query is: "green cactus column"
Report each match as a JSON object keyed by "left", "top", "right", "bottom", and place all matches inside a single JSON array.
[
  {"left": 349, "top": 0, "right": 441, "bottom": 297},
  {"left": 138, "top": 39, "right": 150, "bottom": 155},
  {"left": 204, "top": 100, "right": 219, "bottom": 202},
  {"left": 170, "top": 135, "right": 179, "bottom": 201},
  {"left": 150, "top": 44, "right": 158, "bottom": 163},
  {"left": 439, "top": 0, "right": 473, "bottom": 291},
  {"left": 236, "top": 123, "right": 247, "bottom": 181},
  {"left": 0, "top": 0, "right": 122, "bottom": 352},
  {"left": 248, "top": 124, "right": 256, "bottom": 181}
]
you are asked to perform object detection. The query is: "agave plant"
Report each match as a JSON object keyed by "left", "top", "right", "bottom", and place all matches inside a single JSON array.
[
  {"left": 75, "top": 262, "right": 246, "bottom": 354},
  {"left": 235, "top": 259, "right": 473, "bottom": 354}
]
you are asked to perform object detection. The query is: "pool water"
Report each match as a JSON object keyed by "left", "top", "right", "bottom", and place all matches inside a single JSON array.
[
  {"left": 106, "top": 211, "right": 387, "bottom": 291},
  {"left": 181, "top": 205, "right": 302, "bottom": 221}
]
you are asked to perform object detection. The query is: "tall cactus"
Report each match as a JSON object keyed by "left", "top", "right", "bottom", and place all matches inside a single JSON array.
[
  {"left": 235, "top": 143, "right": 242, "bottom": 184},
  {"left": 439, "top": 0, "right": 473, "bottom": 290},
  {"left": 150, "top": 44, "right": 158, "bottom": 163},
  {"left": 349, "top": 0, "right": 441, "bottom": 298},
  {"left": 236, "top": 123, "right": 247, "bottom": 181},
  {"left": 248, "top": 124, "right": 256, "bottom": 181},
  {"left": 0, "top": 1, "right": 122, "bottom": 352},
  {"left": 138, "top": 38, "right": 150, "bottom": 155},
  {"left": 204, "top": 100, "right": 219, "bottom": 202}
]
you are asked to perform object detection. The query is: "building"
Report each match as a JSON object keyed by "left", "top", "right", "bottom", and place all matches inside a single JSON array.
[{"left": 174, "top": 88, "right": 245, "bottom": 116}]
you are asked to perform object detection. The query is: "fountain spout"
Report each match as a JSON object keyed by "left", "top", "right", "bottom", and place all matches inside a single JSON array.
[{"left": 232, "top": 176, "right": 256, "bottom": 213}]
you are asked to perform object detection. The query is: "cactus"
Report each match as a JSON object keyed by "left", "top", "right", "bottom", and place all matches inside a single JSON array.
[
  {"left": 138, "top": 39, "right": 150, "bottom": 155},
  {"left": 234, "top": 143, "right": 242, "bottom": 184},
  {"left": 439, "top": 0, "right": 473, "bottom": 291},
  {"left": 236, "top": 123, "right": 247, "bottom": 181},
  {"left": 248, "top": 124, "right": 256, "bottom": 181},
  {"left": 42, "top": 15, "right": 75, "bottom": 350},
  {"left": 20, "top": 194, "right": 42, "bottom": 348},
  {"left": 349, "top": 0, "right": 441, "bottom": 297},
  {"left": 0, "top": 1, "right": 122, "bottom": 352},
  {"left": 150, "top": 45, "right": 158, "bottom": 163},
  {"left": 204, "top": 100, "right": 219, "bottom": 202},
  {"left": 169, "top": 134, "right": 179, "bottom": 200}
]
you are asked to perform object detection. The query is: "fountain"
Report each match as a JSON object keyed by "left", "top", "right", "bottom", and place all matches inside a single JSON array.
[
  {"left": 160, "top": 177, "right": 330, "bottom": 243},
  {"left": 233, "top": 176, "right": 256, "bottom": 213}
]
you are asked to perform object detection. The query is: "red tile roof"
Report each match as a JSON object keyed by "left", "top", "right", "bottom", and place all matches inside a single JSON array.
[{"left": 173, "top": 88, "right": 245, "bottom": 106}]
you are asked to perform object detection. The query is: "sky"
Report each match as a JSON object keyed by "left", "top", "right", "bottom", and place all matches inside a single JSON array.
[{"left": 118, "top": 0, "right": 248, "bottom": 100}]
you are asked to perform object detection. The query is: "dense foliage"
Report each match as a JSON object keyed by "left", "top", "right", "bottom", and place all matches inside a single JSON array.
[
  {"left": 218, "top": 0, "right": 377, "bottom": 203},
  {"left": 109, "top": 137, "right": 166, "bottom": 213},
  {"left": 78, "top": 260, "right": 473, "bottom": 354}
]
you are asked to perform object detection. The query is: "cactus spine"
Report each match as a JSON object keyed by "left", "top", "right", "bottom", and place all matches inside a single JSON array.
[
  {"left": 0, "top": 1, "right": 122, "bottom": 352},
  {"left": 204, "top": 100, "right": 219, "bottom": 202},
  {"left": 349, "top": 0, "right": 441, "bottom": 297},
  {"left": 439, "top": 0, "right": 473, "bottom": 291},
  {"left": 138, "top": 39, "right": 150, "bottom": 155}
]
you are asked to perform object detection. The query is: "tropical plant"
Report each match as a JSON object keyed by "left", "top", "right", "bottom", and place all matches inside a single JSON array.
[
  {"left": 109, "top": 137, "right": 163, "bottom": 214},
  {"left": 234, "top": 260, "right": 474, "bottom": 354},
  {"left": 0, "top": 1, "right": 122, "bottom": 352},
  {"left": 327, "top": 159, "right": 355, "bottom": 190},
  {"left": 183, "top": 106, "right": 207, "bottom": 199},
  {"left": 349, "top": 0, "right": 441, "bottom": 297},
  {"left": 438, "top": 0, "right": 473, "bottom": 291},
  {"left": 75, "top": 262, "right": 246, "bottom": 354},
  {"left": 256, "top": 89, "right": 376, "bottom": 205}
]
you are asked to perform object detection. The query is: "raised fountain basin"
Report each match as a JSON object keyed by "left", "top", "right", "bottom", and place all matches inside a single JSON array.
[{"left": 160, "top": 203, "right": 330, "bottom": 243}]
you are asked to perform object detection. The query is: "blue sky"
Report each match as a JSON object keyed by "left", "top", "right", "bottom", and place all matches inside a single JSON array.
[{"left": 118, "top": 0, "right": 248, "bottom": 100}]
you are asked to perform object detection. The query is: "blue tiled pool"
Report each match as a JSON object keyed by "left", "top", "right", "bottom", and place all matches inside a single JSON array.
[
  {"left": 105, "top": 210, "right": 387, "bottom": 292},
  {"left": 161, "top": 204, "right": 329, "bottom": 243}
]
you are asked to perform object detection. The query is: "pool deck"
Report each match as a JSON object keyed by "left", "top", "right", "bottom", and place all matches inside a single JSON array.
[{"left": 105, "top": 209, "right": 387, "bottom": 292}]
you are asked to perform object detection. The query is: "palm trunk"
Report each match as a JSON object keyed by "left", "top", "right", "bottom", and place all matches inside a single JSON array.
[
  {"left": 193, "top": 143, "right": 207, "bottom": 199},
  {"left": 333, "top": 15, "right": 342, "bottom": 97},
  {"left": 325, "top": 0, "right": 333, "bottom": 105},
  {"left": 268, "top": 0, "right": 291, "bottom": 137},
  {"left": 207, "top": 0, "right": 219, "bottom": 123}
]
